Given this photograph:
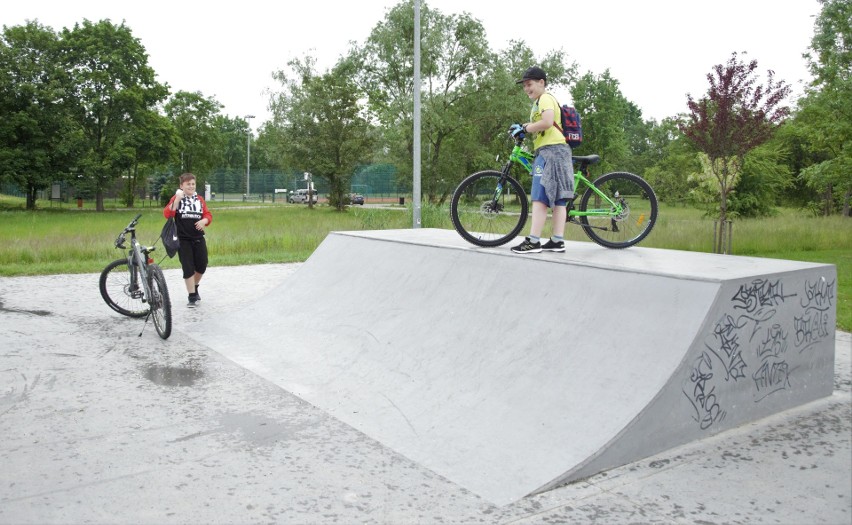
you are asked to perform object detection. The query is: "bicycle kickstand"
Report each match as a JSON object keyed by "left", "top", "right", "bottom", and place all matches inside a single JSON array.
[{"left": 139, "top": 311, "right": 152, "bottom": 337}]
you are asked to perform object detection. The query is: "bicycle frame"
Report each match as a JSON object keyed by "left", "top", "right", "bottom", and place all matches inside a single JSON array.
[
  {"left": 118, "top": 219, "right": 155, "bottom": 307},
  {"left": 502, "top": 142, "right": 625, "bottom": 219}
]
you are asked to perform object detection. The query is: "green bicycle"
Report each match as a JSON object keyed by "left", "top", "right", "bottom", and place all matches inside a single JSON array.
[{"left": 450, "top": 131, "right": 658, "bottom": 249}]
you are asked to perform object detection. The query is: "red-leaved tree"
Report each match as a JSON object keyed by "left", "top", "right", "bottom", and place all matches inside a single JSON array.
[{"left": 680, "top": 52, "right": 791, "bottom": 253}]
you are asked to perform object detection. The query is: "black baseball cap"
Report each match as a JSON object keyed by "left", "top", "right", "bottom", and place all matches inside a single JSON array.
[{"left": 516, "top": 66, "right": 547, "bottom": 84}]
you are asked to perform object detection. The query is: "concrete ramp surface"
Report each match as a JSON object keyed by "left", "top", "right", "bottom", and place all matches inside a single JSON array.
[{"left": 187, "top": 229, "right": 837, "bottom": 506}]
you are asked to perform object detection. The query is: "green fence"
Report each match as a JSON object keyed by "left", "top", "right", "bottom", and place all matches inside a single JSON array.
[{"left": 2, "top": 163, "right": 404, "bottom": 205}]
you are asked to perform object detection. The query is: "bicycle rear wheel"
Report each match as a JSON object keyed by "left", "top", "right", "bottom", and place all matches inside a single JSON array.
[
  {"left": 147, "top": 264, "right": 172, "bottom": 340},
  {"left": 577, "top": 171, "right": 658, "bottom": 249},
  {"left": 450, "top": 170, "right": 528, "bottom": 247},
  {"left": 100, "top": 259, "right": 148, "bottom": 318}
]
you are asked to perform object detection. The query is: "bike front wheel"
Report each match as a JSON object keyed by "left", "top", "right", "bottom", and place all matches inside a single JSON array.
[
  {"left": 450, "top": 170, "right": 529, "bottom": 247},
  {"left": 577, "top": 171, "right": 658, "bottom": 249},
  {"left": 147, "top": 264, "right": 172, "bottom": 340},
  {"left": 100, "top": 259, "right": 148, "bottom": 318}
]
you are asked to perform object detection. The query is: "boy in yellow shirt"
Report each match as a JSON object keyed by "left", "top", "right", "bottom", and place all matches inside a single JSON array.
[{"left": 509, "top": 66, "right": 574, "bottom": 254}]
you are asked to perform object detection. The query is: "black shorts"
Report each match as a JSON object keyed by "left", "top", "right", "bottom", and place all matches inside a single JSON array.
[{"left": 178, "top": 237, "right": 208, "bottom": 279}]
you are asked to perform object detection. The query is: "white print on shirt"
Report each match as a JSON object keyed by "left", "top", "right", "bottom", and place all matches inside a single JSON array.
[{"left": 178, "top": 195, "right": 204, "bottom": 221}]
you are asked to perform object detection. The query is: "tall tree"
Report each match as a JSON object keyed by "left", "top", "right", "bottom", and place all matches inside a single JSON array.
[
  {"left": 0, "top": 22, "right": 80, "bottom": 209},
  {"left": 680, "top": 52, "right": 791, "bottom": 252},
  {"left": 270, "top": 56, "right": 375, "bottom": 210},
  {"left": 727, "top": 142, "right": 791, "bottom": 217},
  {"left": 250, "top": 120, "right": 285, "bottom": 172},
  {"left": 216, "top": 114, "right": 251, "bottom": 173},
  {"left": 164, "top": 90, "right": 224, "bottom": 185},
  {"left": 641, "top": 118, "right": 701, "bottom": 205},
  {"left": 570, "top": 70, "right": 632, "bottom": 174},
  {"left": 797, "top": 0, "right": 851, "bottom": 216},
  {"left": 356, "top": 0, "right": 576, "bottom": 203},
  {"left": 121, "top": 110, "right": 179, "bottom": 207},
  {"left": 60, "top": 19, "right": 168, "bottom": 211}
]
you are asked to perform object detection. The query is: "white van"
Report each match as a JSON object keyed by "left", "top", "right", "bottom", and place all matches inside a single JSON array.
[{"left": 288, "top": 189, "right": 318, "bottom": 204}]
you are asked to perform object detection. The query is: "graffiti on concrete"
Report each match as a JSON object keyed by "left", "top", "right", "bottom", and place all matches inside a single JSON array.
[
  {"left": 752, "top": 324, "right": 791, "bottom": 401},
  {"left": 685, "top": 351, "right": 727, "bottom": 430},
  {"left": 731, "top": 278, "right": 796, "bottom": 342},
  {"left": 795, "top": 278, "right": 835, "bottom": 352},
  {"left": 684, "top": 275, "right": 835, "bottom": 430},
  {"left": 708, "top": 314, "right": 748, "bottom": 381}
]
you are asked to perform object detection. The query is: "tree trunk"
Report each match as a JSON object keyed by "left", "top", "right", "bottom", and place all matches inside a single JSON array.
[
  {"left": 126, "top": 165, "right": 138, "bottom": 208},
  {"left": 26, "top": 185, "right": 37, "bottom": 210},
  {"left": 825, "top": 183, "right": 833, "bottom": 216},
  {"left": 716, "top": 185, "right": 729, "bottom": 254}
]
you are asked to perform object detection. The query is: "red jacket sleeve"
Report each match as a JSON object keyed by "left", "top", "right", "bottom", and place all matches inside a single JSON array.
[
  {"left": 163, "top": 195, "right": 176, "bottom": 218},
  {"left": 198, "top": 196, "right": 213, "bottom": 226}
]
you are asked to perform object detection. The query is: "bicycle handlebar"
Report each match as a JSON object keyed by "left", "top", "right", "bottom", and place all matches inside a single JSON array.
[{"left": 114, "top": 214, "right": 143, "bottom": 249}]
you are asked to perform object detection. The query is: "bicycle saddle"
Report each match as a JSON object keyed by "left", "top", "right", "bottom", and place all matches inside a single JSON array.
[{"left": 572, "top": 154, "right": 601, "bottom": 166}]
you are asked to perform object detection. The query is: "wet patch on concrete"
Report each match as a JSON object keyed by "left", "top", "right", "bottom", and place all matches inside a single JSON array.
[
  {"left": 219, "top": 411, "right": 293, "bottom": 446},
  {"left": 168, "top": 411, "right": 293, "bottom": 448},
  {"left": 143, "top": 364, "right": 205, "bottom": 387},
  {"left": 0, "top": 298, "right": 51, "bottom": 317}
]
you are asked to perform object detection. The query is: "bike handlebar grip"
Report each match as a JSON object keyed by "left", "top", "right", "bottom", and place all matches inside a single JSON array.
[{"left": 123, "top": 213, "right": 143, "bottom": 233}]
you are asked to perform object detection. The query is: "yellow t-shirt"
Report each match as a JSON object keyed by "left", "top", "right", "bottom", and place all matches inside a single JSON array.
[{"left": 530, "top": 93, "right": 565, "bottom": 150}]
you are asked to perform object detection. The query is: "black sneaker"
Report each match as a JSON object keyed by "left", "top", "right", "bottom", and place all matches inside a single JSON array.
[
  {"left": 541, "top": 239, "right": 565, "bottom": 252},
  {"left": 187, "top": 293, "right": 199, "bottom": 308},
  {"left": 194, "top": 285, "right": 201, "bottom": 302},
  {"left": 511, "top": 237, "right": 542, "bottom": 254}
]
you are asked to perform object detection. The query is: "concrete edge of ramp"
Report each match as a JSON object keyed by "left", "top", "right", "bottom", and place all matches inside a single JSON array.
[
  {"left": 335, "top": 228, "right": 833, "bottom": 282},
  {"left": 187, "top": 229, "right": 837, "bottom": 506}
]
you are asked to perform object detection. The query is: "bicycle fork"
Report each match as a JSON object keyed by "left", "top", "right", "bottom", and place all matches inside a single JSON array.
[
  {"left": 130, "top": 248, "right": 151, "bottom": 303},
  {"left": 128, "top": 258, "right": 145, "bottom": 300},
  {"left": 489, "top": 162, "right": 515, "bottom": 203}
]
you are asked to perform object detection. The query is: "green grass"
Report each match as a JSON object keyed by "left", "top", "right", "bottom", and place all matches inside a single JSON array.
[
  {"left": 0, "top": 198, "right": 849, "bottom": 331},
  {"left": 0, "top": 204, "right": 410, "bottom": 275}
]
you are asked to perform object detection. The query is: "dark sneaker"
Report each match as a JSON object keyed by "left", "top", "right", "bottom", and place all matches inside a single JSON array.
[
  {"left": 194, "top": 285, "right": 201, "bottom": 302},
  {"left": 541, "top": 239, "right": 565, "bottom": 252},
  {"left": 511, "top": 237, "right": 542, "bottom": 254},
  {"left": 187, "top": 293, "right": 199, "bottom": 308}
]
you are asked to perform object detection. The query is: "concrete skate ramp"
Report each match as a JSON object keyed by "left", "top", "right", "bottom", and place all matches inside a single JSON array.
[{"left": 187, "top": 229, "right": 837, "bottom": 506}]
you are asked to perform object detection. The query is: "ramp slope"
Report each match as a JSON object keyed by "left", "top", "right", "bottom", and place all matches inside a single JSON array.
[{"left": 188, "top": 229, "right": 836, "bottom": 505}]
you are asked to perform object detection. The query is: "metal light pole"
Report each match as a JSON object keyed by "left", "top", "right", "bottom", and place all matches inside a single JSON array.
[
  {"left": 245, "top": 114, "right": 255, "bottom": 196},
  {"left": 412, "top": 0, "right": 422, "bottom": 228}
]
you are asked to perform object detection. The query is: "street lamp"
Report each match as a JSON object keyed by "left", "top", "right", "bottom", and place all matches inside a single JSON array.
[{"left": 245, "top": 115, "right": 255, "bottom": 196}]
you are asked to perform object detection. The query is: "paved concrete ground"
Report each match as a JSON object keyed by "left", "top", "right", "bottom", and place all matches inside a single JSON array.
[{"left": 1, "top": 263, "right": 850, "bottom": 524}]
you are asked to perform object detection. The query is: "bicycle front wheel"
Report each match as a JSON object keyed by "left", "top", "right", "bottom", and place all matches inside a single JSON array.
[
  {"left": 100, "top": 259, "right": 148, "bottom": 318},
  {"left": 450, "top": 170, "right": 528, "bottom": 247},
  {"left": 147, "top": 264, "right": 172, "bottom": 340},
  {"left": 577, "top": 171, "right": 658, "bottom": 249}
]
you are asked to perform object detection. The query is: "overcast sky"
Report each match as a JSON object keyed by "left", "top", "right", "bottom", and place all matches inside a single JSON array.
[{"left": 3, "top": 0, "right": 821, "bottom": 129}]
